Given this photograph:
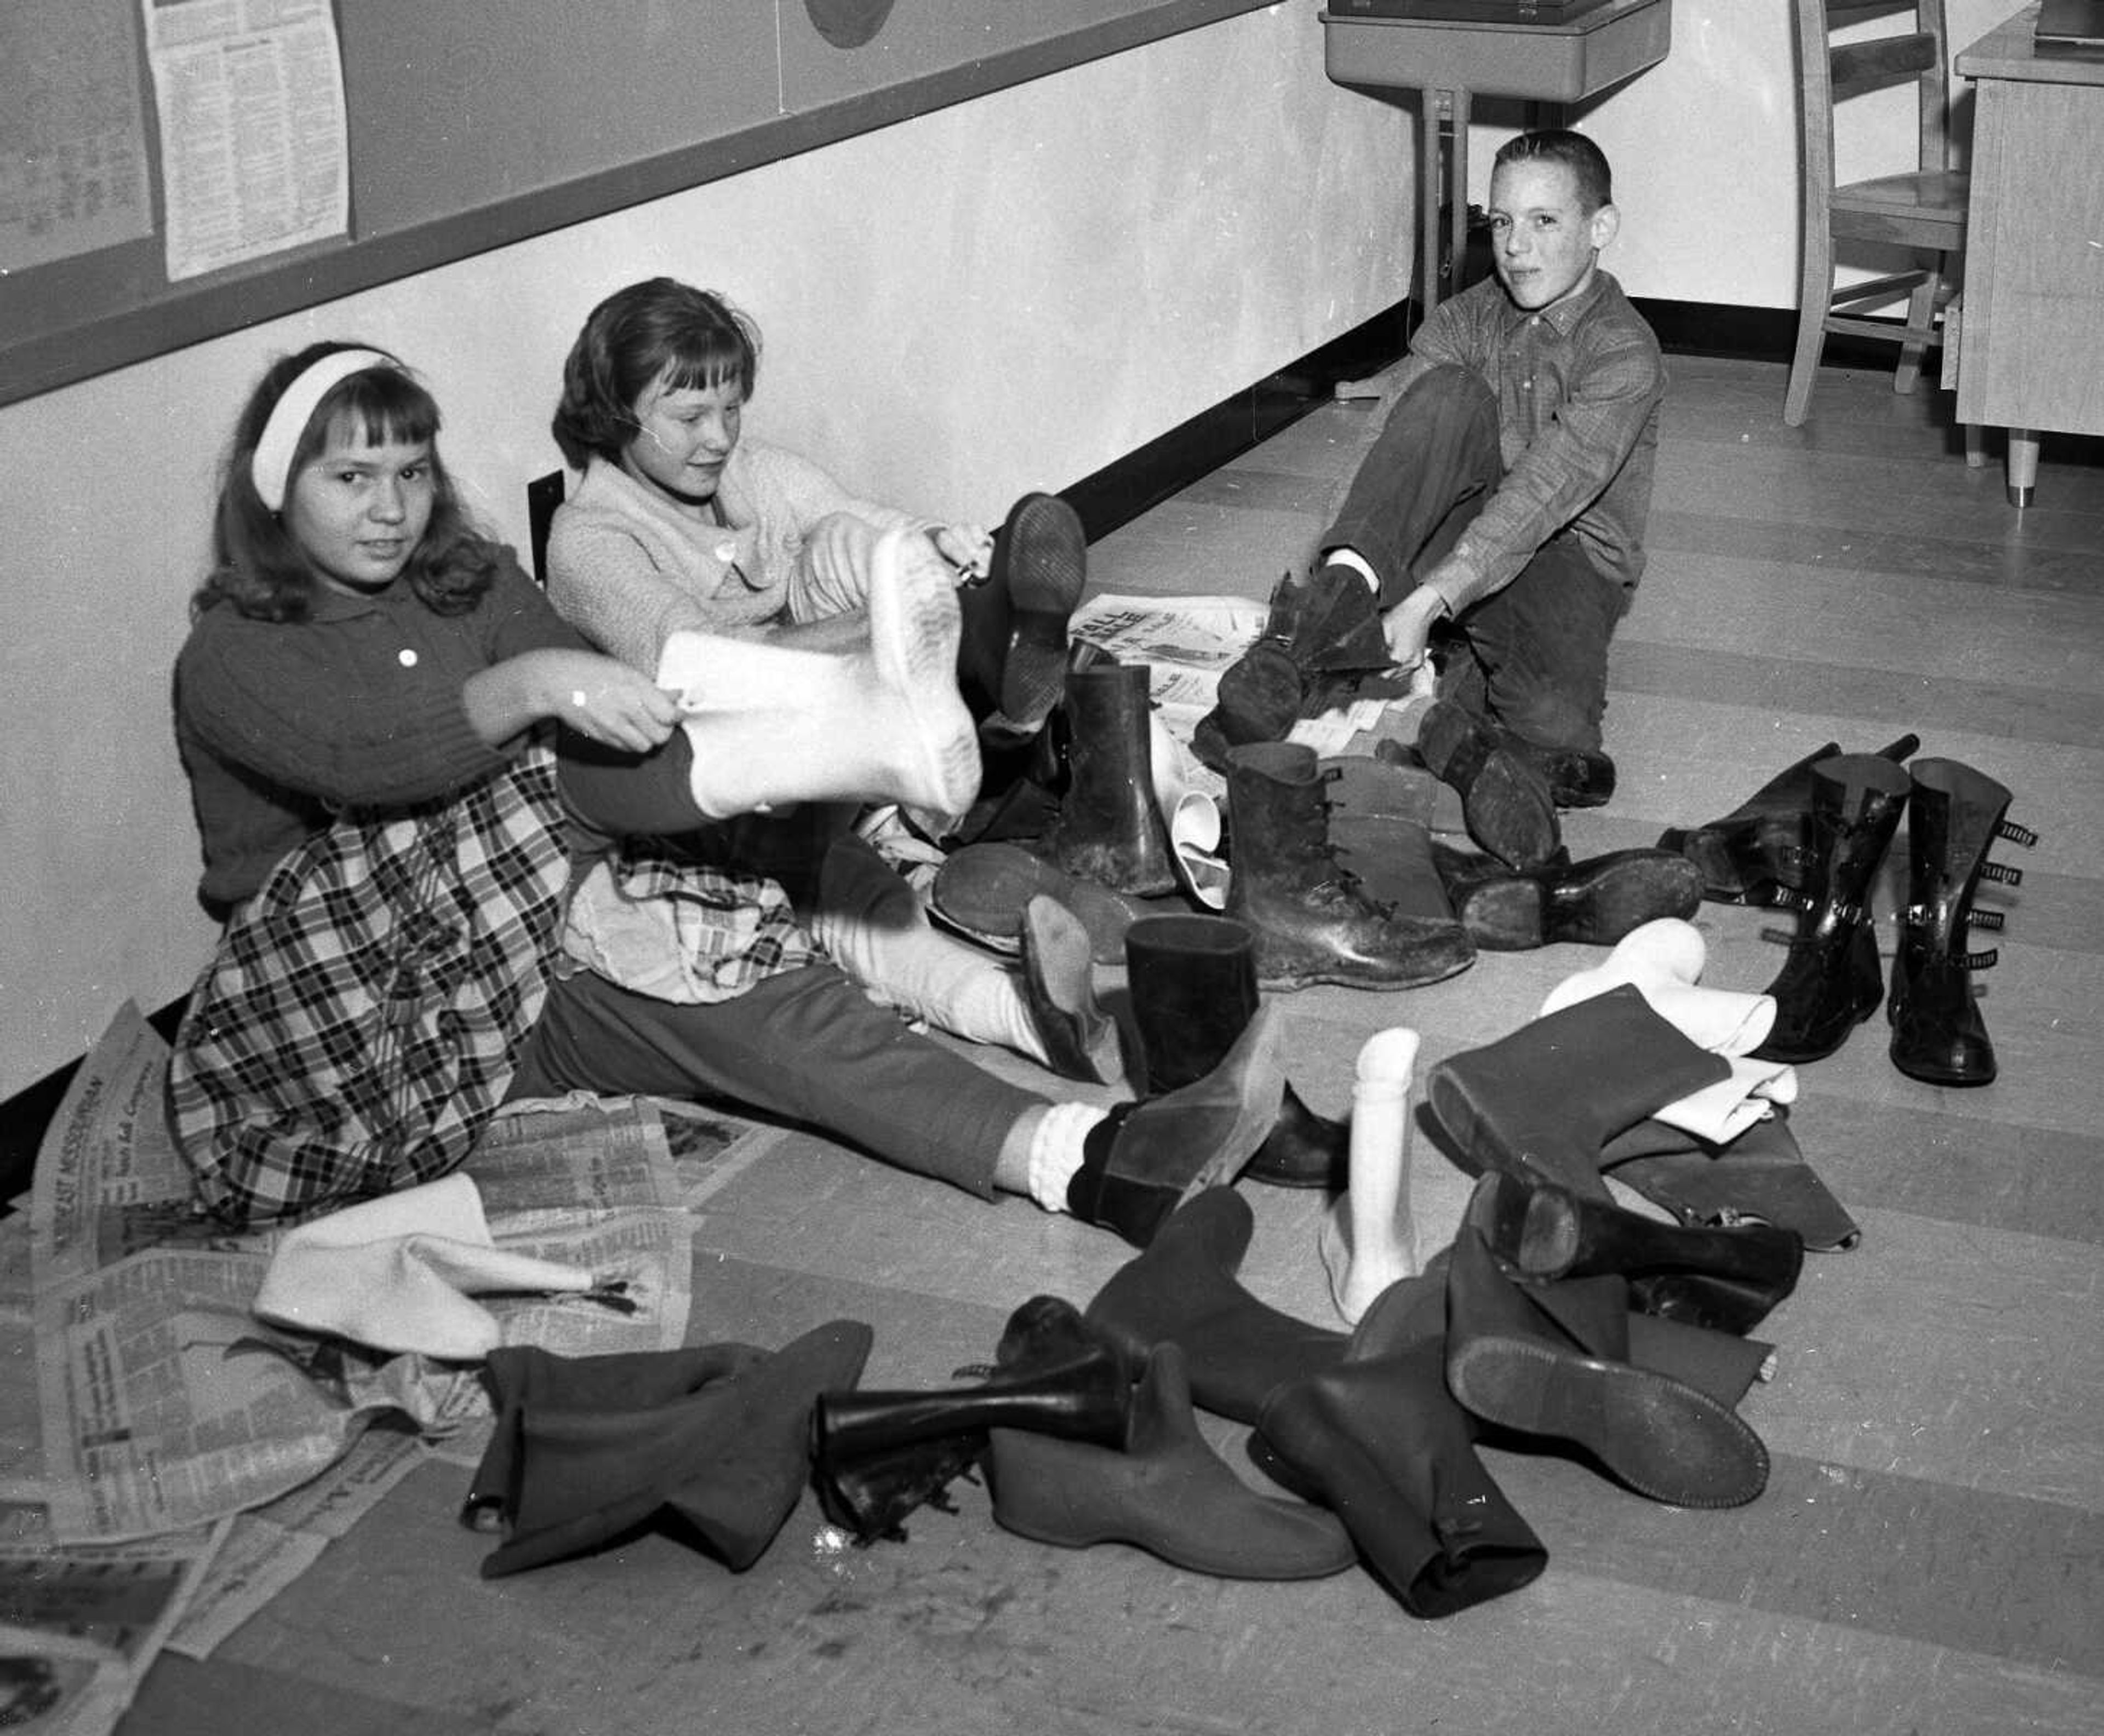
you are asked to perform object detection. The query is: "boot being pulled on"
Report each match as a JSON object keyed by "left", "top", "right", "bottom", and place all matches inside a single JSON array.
[
  {"left": 1223, "top": 742, "right": 1474, "bottom": 993},
  {"left": 1887, "top": 757, "right": 2032, "bottom": 1086}
]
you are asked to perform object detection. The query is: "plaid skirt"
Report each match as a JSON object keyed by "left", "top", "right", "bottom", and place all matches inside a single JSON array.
[{"left": 169, "top": 747, "right": 572, "bottom": 1228}]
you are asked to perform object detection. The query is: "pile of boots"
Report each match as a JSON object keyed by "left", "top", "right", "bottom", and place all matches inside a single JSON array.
[{"left": 1662, "top": 744, "right": 2033, "bottom": 1084}]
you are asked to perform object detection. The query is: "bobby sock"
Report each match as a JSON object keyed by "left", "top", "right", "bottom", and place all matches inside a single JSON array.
[
  {"left": 1320, "top": 548, "right": 1380, "bottom": 595},
  {"left": 1025, "top": 1101, "right": 1108, "bottom": 1212}
]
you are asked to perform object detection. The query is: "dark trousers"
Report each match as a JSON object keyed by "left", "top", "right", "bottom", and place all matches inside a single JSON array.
[
  {"left": 511, "top": 726, "right": 1041, "bottom": 1199},
  {"left": 1322, "top": 365, "right": 1628, "bottom": 752}
]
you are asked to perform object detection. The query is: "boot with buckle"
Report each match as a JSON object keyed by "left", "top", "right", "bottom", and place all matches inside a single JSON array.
[
  {"left": 1749, "top": 752, "right": 1912, "bottom": 1064},
  {"left": 1888, "top": 757, "right": 2032, "bottom": 1086},
  {"left": 1658, "top": 732, "right": 1919, "bottom": 906}
]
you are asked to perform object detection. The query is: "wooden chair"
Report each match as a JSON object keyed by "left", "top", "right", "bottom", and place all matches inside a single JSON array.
[{"left": 1784, "top": 0, "right": 1969, "bottom": 428}]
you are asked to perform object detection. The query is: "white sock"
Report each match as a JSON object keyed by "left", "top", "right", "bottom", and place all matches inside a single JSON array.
[
  {"left": 1322, "top": 547, "right": 1381, "bottom": 594},
  {"left": 1026, "top": 1102, "right": 1107, "bottom": 1212}
]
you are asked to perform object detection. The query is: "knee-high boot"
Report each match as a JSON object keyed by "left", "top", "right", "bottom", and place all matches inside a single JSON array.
[
  {"left": 1887, "top": 757, "right": 2033, "bottom": 1086},
  {"left": 662, "top": 526, "right": 980, "bottom": 818},
  {"left": 1749, "top": 752, "right": 1913, "bottom": 1063},
  {"left": 1658, "top": 732, "right": 1919, "bottom": 905},
  {"left": 1040, "top": 664, "right": 1179, "bottom": 895},
  {"left": 1424, "top": 984, "right": 1732, "bottom": 1200}
]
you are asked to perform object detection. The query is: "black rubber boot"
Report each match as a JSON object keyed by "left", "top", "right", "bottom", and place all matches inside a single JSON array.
[
  {"left": 1222, "top": 742, "right": 1476, "bottom": 992},
  {"left": 1423, "top": 984, "right": 1732, "bottom": 1201},
  {"left": 1085, "top": 1188, "right": 1348, "bottom": 1424},
  {"left": 1749, "top": 752, "right": 1913, "bottom": 1064},
  {"left": 472, "top": 1322, "right": 876, "bottom": 1577},
  {"left": 1067, "top": 1005, "right": 1288, "bottom": 1247},
  {"left": 1122, "top": 912, "right": 1345, "bottom": 1189},
  {"left": 1888, "top": 757, "right": 2032, "bottom": 1086},
  {"left": 1659, "top": 732, "right": 1920, "bottom": 906},
  {"left": 1432, "top": 842, "right": 1703, "bottom": 951},
  {"left": 1443, "top": 1228, "right": 1770, "bottom": 1509},
  {"left": 954, "top": 493, "right": 1089, "bottom": 733},
  {"left": 1465, "top": 1171, "right": 1804, "bottom": 1334},
  {"left": 1040, "top": 663, "right": 1179, "bottom": 895},
  {"left": 1252, "top": 1272, "right": 1547, "bottom": 1617},
  {"left": 1598, "top": 1107, "right": 1862, "bottom": 1253},
  {"left": 988, "top": 1342, "right": 1357, "bottom": 1580},
  {"left": 1415, "top": 700, "right": 1561, "bottom": 870}
]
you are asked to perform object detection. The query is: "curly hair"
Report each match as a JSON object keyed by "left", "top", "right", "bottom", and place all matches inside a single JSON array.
[
  {"left": 195, "top": 341, "right": 502, "bottom": 623},
  {"left": 551, "top": 278, "right": 762, "bottom": 470}
]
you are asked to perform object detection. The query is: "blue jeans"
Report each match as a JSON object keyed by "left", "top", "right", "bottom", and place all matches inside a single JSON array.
[{"left": 1322, "top": 365, "right": 1629, "bottom": 752}]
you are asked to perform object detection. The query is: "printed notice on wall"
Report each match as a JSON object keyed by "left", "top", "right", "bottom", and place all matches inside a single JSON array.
[
  {"left": 0, "top": 2, "right": 155, "bottom": 274},
  {"left": 140, "top": 0, "right": 349, "bottom": 282}
]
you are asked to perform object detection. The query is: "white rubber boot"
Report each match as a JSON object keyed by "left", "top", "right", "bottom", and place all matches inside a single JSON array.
[
  {"left": 1318, "top": 1027, "right": 1422, "bottom": 1326},
  {"left": 661, "top": 526, "right": 980, "bottom": 819}
]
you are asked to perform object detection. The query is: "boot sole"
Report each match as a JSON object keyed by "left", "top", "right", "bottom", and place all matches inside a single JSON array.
[
  {"left": 930, "top": 843, "right": 1139, "bottom": 965},
  {"left": 996, "top": 494, "right": 1088, "bottom": 731},
  {"left": 1461, "top": 750, "right": 1560, "bottom": 871},
  {"left": 872, "top": 530, "right": 982, "bottom": 814},
  {"left": 1020, "top": 895, "right": 1124, "bottom": 1086},
  {"left": 1447, "top": 1336, "right": 1768, "bottom": 1509}
]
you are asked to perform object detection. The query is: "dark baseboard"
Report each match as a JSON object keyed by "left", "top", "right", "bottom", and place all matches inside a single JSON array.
[{"left": 0, "top": 294, "right": 1881, "bottom": 1212}]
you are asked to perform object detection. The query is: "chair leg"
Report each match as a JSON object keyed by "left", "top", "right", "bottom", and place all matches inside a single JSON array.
[
  {"left": 1784, "top": 227, "right": 1832, "bottom": 428},
  {"left": 1893, "top": 267, "right": 1941, "bottom": 397},
  {"left": 1964, "top": 423, "right": 1986, "bottom": 469}
]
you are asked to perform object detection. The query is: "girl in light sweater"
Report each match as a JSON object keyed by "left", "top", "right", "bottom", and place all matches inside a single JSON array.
[{"left": 545, "top": 277, "right": 1106, "bottom": 1079}]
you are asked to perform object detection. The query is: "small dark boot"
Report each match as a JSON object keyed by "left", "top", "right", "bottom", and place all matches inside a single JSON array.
[
  {"left": 1085, "top": 1188, "right": 1347, "bottom": 1423},
  {"left": 814, "top": 1294, "right": 1126, "bottom": 1544},
  {"left": 1660, "top": 732, "right": 1920, "bottom": 906},
  {"left": 1465, "top": 1171, "right": 1804, "bottom": 1334},
  {"left": 1415, "top": 700, "right": 1562, "bottom": 869},
  {"left": 1433, "top": 842, "right": 1703, "bottom": 951},
  {"left": 954, "top": 493, "right": 1088, "bottom": 732},
  {"left": 1888, "top": 758, "right": 2032, "bottom": 1086},
  {"left": 1223, "top": 743, "right": 1476, "bottom": 992},
  {"left": 1068, "top": 1004, "right": 1288, "bottom": 1247},
  {"left": 1252, "top": 1272, "right": 1548, "bottom": 1617},
  {"left": 1749, "top": 753, "right": 1913, "bottom": 1064},
  {"left": 1443, "top": 1228, "right": 1769, "bottom": 1509},
  {"left": 1424, "top": 984, "right": 1733, "bottom": 1200},
  {"left": 1040, "top": 663, "right": 1178, "bottom": 895},
  {"left": 988, "top": 1342, "right": 1357, "bottom": 1580},
  {"left": 1124, "top": 911, "right": 1348, "bottom": 1189},
  {"left": 811, "top": 1346, "right": 1128, "bottom": 1466}
]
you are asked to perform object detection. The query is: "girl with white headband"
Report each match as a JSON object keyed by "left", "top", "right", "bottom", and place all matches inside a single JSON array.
[{"left": 168, "top": 341, "right": 1283, "bottom": 1235}]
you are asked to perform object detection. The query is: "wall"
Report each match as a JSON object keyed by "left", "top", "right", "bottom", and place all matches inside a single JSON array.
[{"left": 0, "top": 2, "right": 1409, "bottom": 1093}]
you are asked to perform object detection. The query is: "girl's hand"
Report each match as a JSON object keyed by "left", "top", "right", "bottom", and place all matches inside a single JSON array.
[
  {"left": 551, "top": 653, "right": 682, "bottom": 753},
  {"left": 931, "top": 523, "right": 994, "bottom": 582}
]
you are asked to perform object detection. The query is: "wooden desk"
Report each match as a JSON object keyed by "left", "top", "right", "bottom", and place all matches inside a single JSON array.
[
  {"left": 1954, "top": 5, "right": 2104, "bottom": 506},
  {"left": 1318, "top": 0, "right": 1671, "bottom": 323}
]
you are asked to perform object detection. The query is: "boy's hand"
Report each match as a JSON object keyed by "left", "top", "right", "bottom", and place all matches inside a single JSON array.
[{"left": 1381, "top": 587, "right": 1449, "bottom": 673}]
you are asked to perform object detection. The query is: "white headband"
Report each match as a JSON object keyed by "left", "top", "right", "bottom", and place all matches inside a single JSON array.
[{"left": 250, "top": 348, "right": 396, "bottom": 512}]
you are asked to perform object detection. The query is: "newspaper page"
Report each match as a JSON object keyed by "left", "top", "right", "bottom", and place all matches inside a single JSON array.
[
  {"left": 0, "top": 0, "right": 155, "bottom": 273},
  {"left": 32, "top": 1012, "right": 699, "bottom": 1543},
  {"left": 0, "top": 1501, "right": 226, "bottom": 1736},
  {"left": 163, "top": 1424, "right": 426, "bottom": 1661},
  {"left": 139, "top": 0, "right": 348, "bottom": 280}
]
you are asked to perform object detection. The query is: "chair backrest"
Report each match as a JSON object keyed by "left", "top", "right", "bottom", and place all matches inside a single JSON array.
[
  {"left": 1794, "top": 0, "right": 1954, "bottom": 192},
  {"left": 527, "top": 470, "right": 565, "bottom": 588}
]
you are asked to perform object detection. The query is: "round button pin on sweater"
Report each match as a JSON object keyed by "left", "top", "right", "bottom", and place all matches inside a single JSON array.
[{"left": 399, "top": 649, "right": 418, "bottom": 667}]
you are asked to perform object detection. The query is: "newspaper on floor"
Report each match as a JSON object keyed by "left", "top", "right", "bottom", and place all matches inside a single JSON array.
[
  {"left": 0, "top": 1500, "right": 228, "bottom": 1736},
  {"left": 1070, "top": 591, "right": 1408, "bottom": 781},
  {"left": 31, "top": 1005, "right": 699, "bottom": 1543}
]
